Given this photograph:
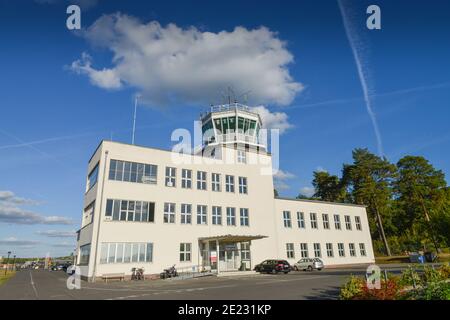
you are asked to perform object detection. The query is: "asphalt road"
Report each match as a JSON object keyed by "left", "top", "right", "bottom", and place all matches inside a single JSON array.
[{"left": 0, "top": 265, "right": 419, "bottom": 300}]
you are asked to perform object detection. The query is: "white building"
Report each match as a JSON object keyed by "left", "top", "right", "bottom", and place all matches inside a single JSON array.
[{"left": 76, "top": 104, "right": 375, "bottom": 281}]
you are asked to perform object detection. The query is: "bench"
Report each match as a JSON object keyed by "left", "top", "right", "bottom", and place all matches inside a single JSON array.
[{"left": 101, "top": 273, "right": 125, "bottom": 283}]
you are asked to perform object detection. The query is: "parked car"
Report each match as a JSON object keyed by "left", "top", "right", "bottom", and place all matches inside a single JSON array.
[
  {"left": 294, "top": 258, "right": 324, "bottom": 271},
  {"left": 254, "top": 259, "right": 291, "bottom": 274}
]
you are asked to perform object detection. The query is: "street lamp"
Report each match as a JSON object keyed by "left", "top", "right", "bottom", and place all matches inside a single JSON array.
[
  {"left": 4, "top": 251, "right": 11, "bottom": 275},
  {"left": 12, "top": 255, "right": 16, "bottom": 272}
]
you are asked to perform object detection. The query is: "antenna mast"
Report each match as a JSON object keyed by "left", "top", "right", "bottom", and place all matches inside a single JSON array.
[{"left": 132, "top": 95, "right": 140, "bottom": 145}]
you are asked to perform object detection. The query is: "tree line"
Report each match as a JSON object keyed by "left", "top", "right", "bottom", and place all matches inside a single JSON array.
[{"left": 290, "top": 148, "right": 449, "bottom": 256}]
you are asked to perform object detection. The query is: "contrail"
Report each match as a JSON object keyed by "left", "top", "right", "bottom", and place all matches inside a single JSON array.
[{"left": 338, "top": 0, "right": 384, "bottom": 156}]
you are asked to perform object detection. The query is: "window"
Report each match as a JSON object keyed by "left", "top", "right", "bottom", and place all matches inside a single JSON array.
[
  {"left": 109, "top": 160, "right": 157, "bottom": 184},
  {"left": 237, "top": 150, "right": 247, "bottom": 163},
  {"left": 212, "top": 206, "right": 222, "bottom": 225},
  {"left": 322, "top": 214, "right": 330, "bottom": 229},
  {"left": 334, "top": 214, "right": 341, "bottom": 230},
  {"left": 297, "top": 212, "right": 305, "bottom": 228},
  {"left": 180, "top": 243, "right": 191, "bottom": 262},
  {"left": 83, "top": 201, "right": 95, "bottom": 226},
  {"left": 345, "top": 215, "right": 352, "bottom": 230},
  {"left": 225, "top": 175, "right": 235, "bottom": 193},
  {"left": 181, "top": 169, "right": 192, "bottom": 189},
  {"left": 349, "top": 243, "right": 356, "bottom": 257},
  {"left": 314, "top": 243, "right": 321, "bottom": 258},
  {"left": 105, "top": 199, "right": 154, "bottom": 223},
  {"left": 87, "top": 163, "right": 99, "bottom": 190},
  {"left": 100, "top": 242, "right": 153, "bottom": 264},
  {"left": 197, "top": 171, "right": 207, "bottom": 190},
  {"left": 338, "top": 243, "right": 345, "bottom": 257},
  {"left": 238, "top": 177, "right": 248, "bottom": 194},
  {"left": 165, "top": 167, "right": 176, "bottom": 187},
  {"left": 283, "top": 211, "right": 292, "bottom": 228},
  {"left": 355, "top": 216, "right": 362, "bottom": 230},
  {"left": 181, "top": 204, "right": 192, "bottom": 224},
  {"left": 300, "top": 243, "right": 308, "bottom": 258},
  {"left": 197, "top": 205, "right": 207, "bottom": 225},
  {"left": 359, "top": 243, "right": 366, "bottom": 256},
  {"left": 310, "top": 213, "right": 318, "bottom": 229},
  {"left": 326, "top": 243, "right": 334, "bottom": 257},
  {"left": 79, "top": 244, "right": 91, "bottom": 265},
  {"left": 286, "top": 243, "right": 295, "bottom": 259},
  {"left": 226, "top": 207, "right": 236, "bottom": 226},
  {"left": 164, "top": 203, "right": 175, "bottom": 223},
  {"left": 212, "top": 173, "right": 221, "bottom": 191},
  {"left": 241, "top": 242, "right": 250, "bottom": 260},
  {"left": 240, "top": 208, "right": 249, "bottom": 226}
]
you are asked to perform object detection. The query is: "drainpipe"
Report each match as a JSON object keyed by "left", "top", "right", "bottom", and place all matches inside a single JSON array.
[
  {"left": 216, "top": 239, "right": 220, "bottom": 275},
  {"left": 91, "top": 150, "right": 109, "bottom": 282}
]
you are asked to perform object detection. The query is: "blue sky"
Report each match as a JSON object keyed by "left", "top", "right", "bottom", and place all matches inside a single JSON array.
[{"left": 1, "top": 0, "right": 449, "bottom": 257}]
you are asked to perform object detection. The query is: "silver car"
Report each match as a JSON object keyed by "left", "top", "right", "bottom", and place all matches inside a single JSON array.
[{"left": 294, "top": 258, "right": 324, "bottom": 271}]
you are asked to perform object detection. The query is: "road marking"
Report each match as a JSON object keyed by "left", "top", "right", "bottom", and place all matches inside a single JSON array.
[{"left": 29, "top": 271, "right": 39, "bottom": 299}]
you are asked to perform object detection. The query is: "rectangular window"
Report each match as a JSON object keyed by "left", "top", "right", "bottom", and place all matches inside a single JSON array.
[
  {"left": 345, "top": 215, "right": 352, "bottom": 230},
  {"left": 225, "top": 175, "right": 235, "bottom": 193},
  {"left": 164, "top": 202, "right": 176, "bottom": 223},
  {"left": 180, "top": 243, "right": 191, "bottom": 262},
  {"left": 334, "top": 214, "right": 341, "bottom": 230},
  {"left": 197, "top": 171, "right": 207, "bottom": 190},
  {"left": 300, "top": 243, "right": 308, "bottom": 258},
  {"left": 283, "top": 211, "right": 292, "bottom": 228},
  {"left": 359, "top": 243, "right": 366, "bottom": 256},
  {"left": 297, "top": 212, "right": 305, "bottom": 229},
  {"left": 286, "top": 243, "right": 295, "bottom": 259},
  {"left": 237, "top": 150, "right": 247, "bottom": 163},
  {"left": 165, "top": 167, "right": 176, "bottom": 187},
  {"left": 338, "top": 243, "right": 345, "bottom": 257},
  {"left": 355, "top": 216, "right": 362, "bottom": 231},
  {"left": 211, "top": 173, "right": 221, "bottom": 192},
  {"left": 310, "top": 212, "right": 318, "bottom": 229},
  {"left": 181, "top": 169, "right": 192, "bottom": 189},
  {"left": 240, "top": 208, "right": 249, "bottom": 226},
  {"left": 106, "top": 199, "right": 154, "bottom": 223},
  {"left": 349, "top": 243, "right": 356, "bottom": 257},
  {"left": 109, "top": 160, "right": 157, "bottom": 184},
  {"left": 87, "top": 163, "right": 99, "bottom": 190},
  {"left": 212, "top": 206, "right": 222, "bottom": 225},
  {"left": 180, "top": 204, "right": 192, "bottom": 224},
  {"left": 100, "top": 243, "right": 153, "bottom": 264},
  {"left": 79, "top": 244, "right": 91, "bottom": 265},
  {"left": 314, "top": 243, "right": 321, "bottom": 258},
  {"left": 322, "top": 214, "right": 330, "bottom": 229},
  {"left": 238, "top": 176, "right": 248, "bottom": 194},
  {"left": 326, "top": 243, "right": 334, "bottom": 257},
  {"left": 226, "top": 207, "right": 236, "bottom": 226},
  {"left": 197, "top": 205, "right": 207, "bottom": 225}
]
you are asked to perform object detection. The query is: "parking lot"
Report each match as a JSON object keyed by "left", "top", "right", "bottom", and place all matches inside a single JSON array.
[{"left": 0, "top": 265, "right": 416, "bottom": 300}]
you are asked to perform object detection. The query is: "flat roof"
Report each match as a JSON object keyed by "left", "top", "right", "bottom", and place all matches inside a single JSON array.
[{"left": 275, "top": 196, "right": 366, "bottom": 208}]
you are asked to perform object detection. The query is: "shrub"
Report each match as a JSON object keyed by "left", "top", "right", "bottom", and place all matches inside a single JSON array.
[
  {"left": 400, "top": 265, "right": 421, "bottom": 287},
  {"left": 355, "top": 278, "right": 405, "bottom": 300},
  {"left": 339, "top": 276, "right": 364, "bottom": 300},
  {"left": 437, "top": 264, "right": 450, "bottom": 279}
]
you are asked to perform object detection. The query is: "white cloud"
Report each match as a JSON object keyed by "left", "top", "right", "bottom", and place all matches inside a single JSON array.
[
  {"left": 37, "top": 230, "right": 77, "bottom": 238},
  {"left": 0, "top": 191, "right": 73, "bottom": 225},
  {"left": 273, "top": 169, "right": 296, "bottom": 191},
  {"left": 299, "top": 186, "right": 315, "bottom": 198},
  {"left": 251, "top": 106, "right": 293, "bottom": 134},
  {"left": 70, "top": 13, "right": 303, "bottom": 107},
  {"left": 0, "top": 237, "right": 40, "bottom": 247},
  {"left": 70, "top": 53, "right": 122, "bottom": 89},
  {"left": 315, "top": 166, "right": 328, "bottom": 173}
]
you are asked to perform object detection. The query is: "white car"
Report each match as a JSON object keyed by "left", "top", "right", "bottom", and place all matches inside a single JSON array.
[{"left": 294, "top": 258, "right": 324, "bottom": 271}]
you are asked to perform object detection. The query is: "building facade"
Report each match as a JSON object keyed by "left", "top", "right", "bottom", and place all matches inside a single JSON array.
[{"left": 76, "top": 104, "right": 375, "bottom": 281}]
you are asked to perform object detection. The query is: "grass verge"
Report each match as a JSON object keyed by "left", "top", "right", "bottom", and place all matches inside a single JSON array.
[{"left": 0, "top": 271, "right": 16, "bottom": 286}]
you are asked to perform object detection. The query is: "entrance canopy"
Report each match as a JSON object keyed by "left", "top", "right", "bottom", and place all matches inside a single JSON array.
[{"left": 198, "top": 234, "right": 267, "bottom": 243}]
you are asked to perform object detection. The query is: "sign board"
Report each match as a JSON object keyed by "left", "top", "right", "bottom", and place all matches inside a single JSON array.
[
  {"left": 210, "top": 251, "right": 217, "bottom": 263},
  {"left": 224, "top": 244, "right": 237, "bottom": 251}
]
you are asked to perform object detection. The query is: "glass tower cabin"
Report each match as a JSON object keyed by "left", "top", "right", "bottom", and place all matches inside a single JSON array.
[{"left": 200, "top": 103, "right": 266, "bottom": 153}]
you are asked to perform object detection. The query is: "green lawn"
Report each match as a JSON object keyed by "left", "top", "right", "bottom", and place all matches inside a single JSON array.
[{"left": 0, "top": 271, "right": 16, "bottom": 286}]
